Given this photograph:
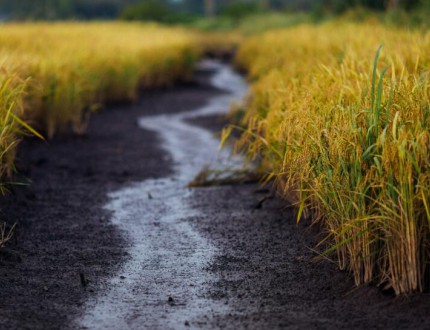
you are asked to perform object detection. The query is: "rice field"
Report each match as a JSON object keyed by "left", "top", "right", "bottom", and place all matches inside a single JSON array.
[
  {"left": 0, "top": 22, "right": 199, "bottom": 193},
  {"left": 2, "top": 17, "right": 430, "bottom": 297},
  {"left": 231, "top": 21, "right": 430, "bottom": 295}
]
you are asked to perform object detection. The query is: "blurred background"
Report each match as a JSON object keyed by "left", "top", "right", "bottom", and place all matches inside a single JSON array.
[{"left": 0, "top": 0, "right": 428, "bottom": 26}]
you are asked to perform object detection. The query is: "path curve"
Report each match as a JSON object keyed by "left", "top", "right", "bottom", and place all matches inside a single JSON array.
[{"left": 78, "top": 61, "right": 247, "bottom": 329}]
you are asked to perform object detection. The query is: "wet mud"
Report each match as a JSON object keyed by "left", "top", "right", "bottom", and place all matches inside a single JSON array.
[
  {"left": 1, "top": 61, "right": 430, "bottom": 330},
  {"left": 79, "top": 61, "right": 247, "bottom": 329},
  {"left": 0, "top": 63, "right": 222, "bottom": 330}
]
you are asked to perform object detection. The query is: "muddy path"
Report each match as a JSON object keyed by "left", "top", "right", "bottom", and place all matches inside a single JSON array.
[
  {"left": 78, "top": 61, "right": 247, "bottom": 329},
  {"left": 1, "top": 61, "right": 430, "bottom": 329}
]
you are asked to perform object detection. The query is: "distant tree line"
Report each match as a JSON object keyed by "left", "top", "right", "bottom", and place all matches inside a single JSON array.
[
  {"left": 182, "top": 0, "right": 425, "bottom": 15},
  {"left": 0, "top": 0, "right": 140, "bottom": 19},
  {"left": 0, "top": 0, "right": 426, "bottom": 21},
  {"left": 321, "top": 0, "right": 423, "bottom": 13},
  {"left": 121, "top": 0, "right": 427, "bottom": 22}
]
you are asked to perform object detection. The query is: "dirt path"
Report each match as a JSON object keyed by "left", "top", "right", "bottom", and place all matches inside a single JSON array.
[
  {"left": 0, "top": 63, "right": 222, "bottom": 330},
  {"left": 1, "top": 61, "right": 430, "bottom": 330},
  {"left": 78, "top": 61, "right": 247, "bottom": 329}
]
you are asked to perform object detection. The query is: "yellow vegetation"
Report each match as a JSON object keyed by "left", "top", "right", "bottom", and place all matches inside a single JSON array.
[
  {"left": 232, "top": 22, "right": 430, "bottom": 294},
  {"left": 0, "top": 22, "right": 199, "bottom": 190},
  {"left": 0, "top": 22, "right": 199, "bottom": 137}
]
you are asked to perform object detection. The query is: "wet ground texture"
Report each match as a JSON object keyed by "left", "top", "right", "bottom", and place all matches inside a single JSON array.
[{"left": 1, "top": 62, "right": 430, "bottom": 330}]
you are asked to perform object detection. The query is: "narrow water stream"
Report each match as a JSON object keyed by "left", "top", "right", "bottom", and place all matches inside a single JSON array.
[{"left": 78, "top": 61, "right": 247, "bottom": 329}]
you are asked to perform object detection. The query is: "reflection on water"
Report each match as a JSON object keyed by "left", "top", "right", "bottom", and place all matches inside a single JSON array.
[{"left": 78, "top": 60, "right": 248, "bottom": 329}]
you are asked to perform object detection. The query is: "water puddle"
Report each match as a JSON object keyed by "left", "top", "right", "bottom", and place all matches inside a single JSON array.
[{"left": 78, "top": 60, "right": 248, "bottom": 329}]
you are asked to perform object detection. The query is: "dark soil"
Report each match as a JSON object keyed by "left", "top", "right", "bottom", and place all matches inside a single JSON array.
[
  {"left": 185, "top": 113, "right": 229, "bottom": 134},
  {"left": 188, "top": 185, "right": 430, "bottom": 329},
  {"left": 1, "top": 64, "right": 430, "bottom": 330},
  {"left": 185, "top": 109, "right": 430, "bottom": 329},
  {"left": 0, "top": 71, "right": 222, "bottom": 330}
]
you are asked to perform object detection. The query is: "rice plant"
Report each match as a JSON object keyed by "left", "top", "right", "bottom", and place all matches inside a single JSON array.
[
  {"left": 232, "top": 21, "right": 430, "bottom": 294},
  {"left": 0, "top": 22, "right": 200, "bottom": 199},
  {"left": 0, "top": 22, "right": 199, "bottom": 138}
]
